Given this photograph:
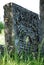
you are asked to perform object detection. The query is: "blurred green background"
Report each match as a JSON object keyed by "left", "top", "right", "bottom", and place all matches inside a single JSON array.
[{"left": 0, "top": 21, "right": 5, "bottom": 45}]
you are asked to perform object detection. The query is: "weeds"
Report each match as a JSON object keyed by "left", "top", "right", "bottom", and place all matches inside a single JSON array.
[{"left": 0, "top": 39, "right": 44, "bottom": 65}]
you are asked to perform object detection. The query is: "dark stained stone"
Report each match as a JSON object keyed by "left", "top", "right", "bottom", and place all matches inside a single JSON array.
[
  {"left": 0, "top": 45, "right": 4, "bottom": 55},
  {"left": 3, "top": 3, "right": 41, "bottom": 55}
]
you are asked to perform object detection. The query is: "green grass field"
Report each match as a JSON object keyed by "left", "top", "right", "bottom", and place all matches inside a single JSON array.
[
  {"left": 0, "top": 30, "right": 44, "bottom": 65},
  {"left": 0, "top": 50, "right": 44, "bottom": 65}
]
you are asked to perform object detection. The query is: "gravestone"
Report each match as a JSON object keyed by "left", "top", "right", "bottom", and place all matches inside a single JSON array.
[{"left": 3, "top": 3, "right": 41, "bottom": 55}]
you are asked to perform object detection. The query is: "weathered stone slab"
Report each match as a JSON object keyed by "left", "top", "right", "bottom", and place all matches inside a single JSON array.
[{"left": 3, "top": 3, "right": 41, "bottom": 55}]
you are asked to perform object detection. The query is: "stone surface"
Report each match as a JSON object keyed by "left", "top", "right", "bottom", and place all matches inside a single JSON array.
[
  {"left": 0, "top": 45, "right": 4, "bottom": 55},
  {"left": 4, "top": 3, "right": 41, "bottom": 55}
]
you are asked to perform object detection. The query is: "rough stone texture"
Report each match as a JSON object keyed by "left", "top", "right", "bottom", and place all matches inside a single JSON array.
[
  {"left": 0, "top": 45, "right": 4, "bottom": 55},
  {"left": 4, "top": 3, "right": 41, "bottom": 55},
  {"left": 4, "top": 3, "right": 14, "bottom": 48},
  {"left": 40, "top": 0, "right": 44, "bottom": 55}
]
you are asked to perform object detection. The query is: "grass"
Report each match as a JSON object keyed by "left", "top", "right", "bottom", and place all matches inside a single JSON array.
[
  {"left": 0, "top": 43, "right": 44, "bottom": 65},
  {"left": 0, "top": 30, "right": 44, "bottom": 65},
  {"left": 0, "top": 52, "right": 44, "bottom": 65},
  {"left": 0, "top": 29, "right": 5, "bottom": 45}
]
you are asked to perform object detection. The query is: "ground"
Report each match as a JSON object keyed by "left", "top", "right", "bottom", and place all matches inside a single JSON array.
[{"left": 0, "top": 30, "right": 44, "bottom": 65}]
